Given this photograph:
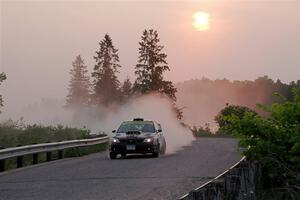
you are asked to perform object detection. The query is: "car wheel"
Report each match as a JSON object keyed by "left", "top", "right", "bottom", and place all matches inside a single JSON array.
[
  {"left": 152, "top": 152, "right": 159, "bottom": 158},
  {"left": 160, "top": 140, "right": 166, "bottom": 155},
  {"left": 109, "top": 152, "right": 117, "bottom": 159},
  {"left": 121, "top": 153, "right": 126, "bottom": 158},
  {"left": 153, "top": 143, "right": 160, "bottom": 158}
]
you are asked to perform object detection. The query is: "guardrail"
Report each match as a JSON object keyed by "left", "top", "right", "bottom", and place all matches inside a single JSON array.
[
  {"left": 0, "top": 136, "right": 109, "bottom": 172},
  {"left": 178, "top": 156, "right": 261, "bottom": 200}
]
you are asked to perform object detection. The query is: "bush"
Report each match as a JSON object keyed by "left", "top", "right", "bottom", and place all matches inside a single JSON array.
[
  {"left": 0, "top": 122, "right": 91, "bottom": 148},
  {"left": 215, "top": 104, "right": 258, "bottom": 134},
  {"left": 220, "top": 88, "right": 300, "bottom": 199}
]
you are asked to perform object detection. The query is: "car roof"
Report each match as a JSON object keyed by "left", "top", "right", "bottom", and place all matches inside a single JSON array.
[{"left": 121, "top": 121, "right": 154, "bottom": 125}]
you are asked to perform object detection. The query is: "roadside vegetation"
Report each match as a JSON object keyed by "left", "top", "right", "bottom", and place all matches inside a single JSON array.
[
  {"left": 190, "top": 123, "right": 231, "bottom": 138},
  {"left": 0, "top": 119, "right": 93, "bottom": 148},
  {"left": 0, "top": 119, "right": 107, "bottom": 171},
  {"left": 216, "top": 88, "right": 300, "bottom": 199}
]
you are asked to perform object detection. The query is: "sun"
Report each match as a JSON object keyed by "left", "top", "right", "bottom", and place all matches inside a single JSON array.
[{"left": 193, "top": 11, "right": 210, "bottom": 31}]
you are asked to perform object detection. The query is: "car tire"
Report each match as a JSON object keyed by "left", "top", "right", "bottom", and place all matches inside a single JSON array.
[
  {"left": 121, "top": 153, "right": 126, "bottom": 158},
  {"left": 109, "top": 152, "right": 117, "bottom": 159},
  {"left": 152, "top": 152, "right": 159, "bottom": 158},
  {"left": 160, "top": 140, "right": 166, "bottom": 155},
  {"left": 153, "top": 144, "right": 160, "bottom": 158}
]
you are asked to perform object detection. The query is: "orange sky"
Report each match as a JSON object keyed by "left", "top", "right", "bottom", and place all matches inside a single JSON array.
[{"left": 0, "top": 0, "right": 299, "bottom": 116}]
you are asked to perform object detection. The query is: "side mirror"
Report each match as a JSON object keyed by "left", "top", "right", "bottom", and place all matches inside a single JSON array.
[
  {"left": 157, "top": 129, "right": 162, "bottom": 133},
  {"left": 112, "top": 130, "right": 116, "bottom": 133}
]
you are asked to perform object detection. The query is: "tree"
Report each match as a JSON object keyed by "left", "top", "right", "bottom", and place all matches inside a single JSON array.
[
  {"left": 134, "top": 29, "right": 177, "bottom": 101},
  {"left": 121, "top": 77, "right": 132, "bottom": 101},
  {"left": 66, "top": 55, "right": 90, "bottom": 109},
  {"left": 0, "top": 72, "right": 7, "bottom": 113},
  {"left": 92, "top": 34, "right": 121, "bottom": 106}
]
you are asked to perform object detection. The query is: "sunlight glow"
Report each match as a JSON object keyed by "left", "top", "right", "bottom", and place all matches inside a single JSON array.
[{"left": 193, "top": 11, "right": 210, "bottom": 31}]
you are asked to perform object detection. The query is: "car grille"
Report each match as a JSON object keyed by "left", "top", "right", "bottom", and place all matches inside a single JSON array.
[{"left": 119, "top": 138, "right": 144, "bottom": 144}]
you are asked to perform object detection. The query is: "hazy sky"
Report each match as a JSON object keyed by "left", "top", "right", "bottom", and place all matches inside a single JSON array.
[{"left": 0, "top": 0, "right": 299, "bottom": 116}]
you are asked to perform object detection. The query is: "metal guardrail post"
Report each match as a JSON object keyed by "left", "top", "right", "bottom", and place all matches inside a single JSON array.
[
  {"left": 33, "top": 153, "right": 39, "bottom": 164},
  {"left": 17, "top": 156, "right": 23, "bottom": 168},
  {"left": 58, "top": 150, "right": 63, "bottom": 159},
  {"left": 0, "top": 159, "right": 5, "bottom": 172},
  {"left": 46, "top": 152, "right": 52, "bottom": 162},
  {"left": 0, "top": 146, "right": 4, "bottom": 172}
]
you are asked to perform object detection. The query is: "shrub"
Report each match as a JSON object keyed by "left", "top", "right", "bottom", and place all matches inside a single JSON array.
[
  {"left": 221, "top": 88, "right": 300, "bottom": 199},
  {"left": 0, "top": 122, "right": 92, "bottom": 148},
  {"left": 215, "top": 104, "right": 257, "bottom": 134}
]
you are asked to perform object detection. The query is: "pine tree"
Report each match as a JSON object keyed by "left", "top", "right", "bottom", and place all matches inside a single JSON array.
[
  {"left": 134, "top": 29, "right": 177, "bottom": 101},
  {"left": 121, "top": 77, "right": 133, "bottom": 101},
  {"left": 66, "top": 55, "right": 90, "bottom": 109},
  {"left": 0, "top": 72, "right": 7, "bottom": 113},
  {"left": 92, "top": 34, "right": 121, "bottom": 106}
]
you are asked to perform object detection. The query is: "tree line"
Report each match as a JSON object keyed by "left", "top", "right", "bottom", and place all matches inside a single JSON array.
[
  {"left": 176, "top": 76, "right": 300, "bottom": 126},
  {"left": 65, "top": 29, "right": 181, "bottom": 118}
]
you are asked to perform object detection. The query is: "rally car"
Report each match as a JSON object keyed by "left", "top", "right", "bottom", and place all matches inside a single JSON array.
[{"left": 109, "top": 118, "right": 166, "bottom": 159}]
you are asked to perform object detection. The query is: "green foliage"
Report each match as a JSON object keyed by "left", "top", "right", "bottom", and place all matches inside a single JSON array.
[
  {"left": 215, "top": 104, "right": 258, "bottom": 134},
  {"left": 0, "top": 72, "right": 7, "bottom": 113},
  {"left": 92, "top": 34, "right": 122, "bottom": 106},
  {"left": 220, "top": 88, "right": 300, "bottom": 199},
  {"left": 134, "top": 29, "right": 177, "bottom": 101},
  {"left": 0, "top": 121, "right": 91, "bottom": 148},
  {"left": 66, "top": 55, "right": 91, "bottom": 109}
]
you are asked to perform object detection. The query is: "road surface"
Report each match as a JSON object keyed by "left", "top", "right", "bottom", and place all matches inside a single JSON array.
[{"left": 0, "top": 138, "right": 241, "bottom": 200}]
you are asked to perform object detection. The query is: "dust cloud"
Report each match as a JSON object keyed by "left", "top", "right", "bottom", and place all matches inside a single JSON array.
[{"left": 1, "top": 94, "right": 194, "bottom": 154}]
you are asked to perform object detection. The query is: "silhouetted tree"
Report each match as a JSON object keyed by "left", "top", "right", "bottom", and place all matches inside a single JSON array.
[
  {"left": 121, "top": 77, "right": 132, "bottom": 101},
  {"left": 0, "top": 72, "right": 7, "bottom": 113},
  {"left": 92, "top": 34, "right": 121, "bottom": 106},
  {"left": 134, "top": 29, "right": 177, "bottom": 101},
  {"left": 66, "top": 55, "right": 90, "bottom": 109}
]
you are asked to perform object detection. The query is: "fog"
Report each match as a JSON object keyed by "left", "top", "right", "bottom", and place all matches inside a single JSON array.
[{"left": 1, "top": 93, "right": 194, "bottom": 154}]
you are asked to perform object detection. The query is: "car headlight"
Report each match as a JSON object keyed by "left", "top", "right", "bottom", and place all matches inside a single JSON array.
[
  {"left": 112, "top": 138, "right": 120, "bottom": 143},
  {"left": 144, "top": 138, "right": 153, "bottom": 143}
]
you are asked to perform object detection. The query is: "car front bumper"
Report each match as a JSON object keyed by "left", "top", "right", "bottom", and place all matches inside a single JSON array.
[{"left": 110, "top": 142, "right": 159, "bottom": 154}]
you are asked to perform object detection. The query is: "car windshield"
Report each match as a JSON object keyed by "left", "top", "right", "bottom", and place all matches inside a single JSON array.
[{"left": 117, "top": 122, "right": 155, "bottom": 133}]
